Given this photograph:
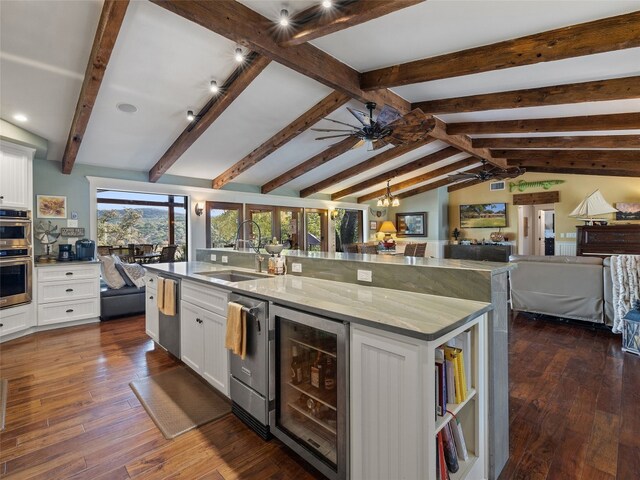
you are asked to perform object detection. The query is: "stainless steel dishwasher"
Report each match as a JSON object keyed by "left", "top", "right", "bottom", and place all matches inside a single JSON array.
[
  {"left": 157, "top": 275, "right": 180, "bottom": 358},
  {"left": 228, "top": 292, "right": 271, "bottom": 439}
]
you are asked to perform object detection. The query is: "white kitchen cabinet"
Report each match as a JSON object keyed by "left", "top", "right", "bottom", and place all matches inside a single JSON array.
[
  {"left": 0, "top": 303, "right": 34, "bottom": 339},
  {"left": 351, "top": 315, "right": 487, "bottom": 480},
  {"left": 36, "top": 264, "right": 100, "bottom": 326},
  {"left": 0, "top": 141, "right": 33, "bottom": 209},
  {"left": 145, "top": 284, "right": 159, "bottom": 342},
  {"left": 180, "top": 280, "right": 230, "bottom": 397}
]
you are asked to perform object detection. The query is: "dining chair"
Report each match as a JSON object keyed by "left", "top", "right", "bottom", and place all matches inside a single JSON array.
[
  {"left": 414, "top": 243, "right": 427, "bottom": 257},
  {"left": 403, "top": 243, "right": 416, "bottom": 257},
  {"left": 159, "top": 245, "right": 178, "bottom": 263},
  {"left": 359, "top": 244, "right": 378, "bottom": 255},
  {"left": 97, "top": 245, "right": 112, "bottom": 256},
  {"left": 343, "top": 244, "right": 359, "bottom": 253}
]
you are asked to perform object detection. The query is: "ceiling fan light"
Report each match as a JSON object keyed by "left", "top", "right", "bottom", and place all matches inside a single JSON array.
[{"left": 279, "top": 9, "right": 289, "bottom": 26}]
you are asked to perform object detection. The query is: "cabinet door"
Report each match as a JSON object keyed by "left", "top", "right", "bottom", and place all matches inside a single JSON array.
[
  {"left": 0, "top": 145, "right": 31, "bottom": 208},
  {"left": 0, "top": 304, "right": 33, "bottom": 337},
  {"left": 180, "top": 301, "right": 204, "bottom": 373},
  {"left": 145, "top": 288, "right": 159, "bottom": 342},
  {"left": 202, "top": 311, "right": 229, "bottom": 397},
  {"left": 350, "top": 325, "right": 423, "bottom": 480}
]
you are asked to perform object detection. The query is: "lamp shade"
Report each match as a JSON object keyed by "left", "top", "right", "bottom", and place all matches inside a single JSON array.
[
  {"left": 569, "top": 189, "right": 618, "bottom": 219},
  {"left": 379, "top": 221, "right": 397, "bottom": 233}
]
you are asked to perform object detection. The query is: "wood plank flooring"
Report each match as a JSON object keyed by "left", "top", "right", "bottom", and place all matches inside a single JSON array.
[
  {"left": 0, "top": 316, "right": 321, "bottom": 479},
  {"left": 1, "top": 313, "right": 638, "bottom": 479},
  {"left": 500, "top": 313, "right": 640, "bottom": 480}
]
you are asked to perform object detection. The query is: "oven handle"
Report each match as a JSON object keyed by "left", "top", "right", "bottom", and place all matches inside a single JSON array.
[{"left": 0, "top": 257, "right": 33, "bottom": 267}]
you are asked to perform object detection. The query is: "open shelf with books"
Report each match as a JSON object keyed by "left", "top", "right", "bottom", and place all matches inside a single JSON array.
[{"left": 350, "top": 312, "right": 487, "bottom": 480}]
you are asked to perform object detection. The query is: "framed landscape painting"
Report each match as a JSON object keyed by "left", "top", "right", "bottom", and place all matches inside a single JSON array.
[
  {"left": 37, "top": 195, "right": 67, "bottom": 219},
  {"left": 615, "top": 203, "right": 640, "bottom": 221},
  {"left": 460, "top": 203, "right": 507, "bottom": 228}
]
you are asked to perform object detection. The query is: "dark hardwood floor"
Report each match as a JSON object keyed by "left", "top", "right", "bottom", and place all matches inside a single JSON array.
[
  {"left": 0, "top": 313, "right": 638, "bottom": 479},
  {"left": 501, "top": 313, "right": 640, "bottom": 480}
]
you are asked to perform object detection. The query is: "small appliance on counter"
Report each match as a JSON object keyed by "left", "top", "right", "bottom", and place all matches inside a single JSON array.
[
  {"left": 75, "top": 238, "right": 96, "bottom": 261},
  {"left": 58, "top": 244, "right": 73, "bottom": 261}
]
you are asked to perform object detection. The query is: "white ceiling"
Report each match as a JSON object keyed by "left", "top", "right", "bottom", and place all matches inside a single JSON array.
[{"left": 1, "top": 0, "right": 639, "bottom": 201}]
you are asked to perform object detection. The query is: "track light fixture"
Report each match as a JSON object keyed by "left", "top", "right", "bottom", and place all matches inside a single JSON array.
[
  {"left": 234, "top": 48, "right": 245, "bottom": 63},
  {"left": 210, "top": 80, "right": 219, "bottom": 93},
  {"left": 279, "top": 9, "right": 290, "bottom": 26},
  {"left": 186, "top": 110, "right": 196, "bottom": 122}
]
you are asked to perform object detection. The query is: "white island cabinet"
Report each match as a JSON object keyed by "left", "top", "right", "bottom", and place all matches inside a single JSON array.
[
  {"left": 180, "top": 280, "right": 230, "bottom": 397},
  {"left": 144, "top": 271, "right": 158, "bottom": 341},
  {"left": 351, "top": 314, "right": 487, "bottom": 480}
]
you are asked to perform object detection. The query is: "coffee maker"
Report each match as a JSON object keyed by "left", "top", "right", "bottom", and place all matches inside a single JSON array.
[
  {"left": 75, "top": 239, "right": 96, "bottom": 261},
  {"left": 58, "top": 244, "right": 73, "bottom": 261}
]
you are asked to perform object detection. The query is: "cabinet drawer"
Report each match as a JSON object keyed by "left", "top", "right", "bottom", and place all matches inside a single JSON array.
[
  {"left": 0, "top": 304, "right": 33, "bottom": 337},
  {"left": 38, "top": 279, "right": 98, "bottom": 303},
  {"left": 182, "top": 280, "right": 229, "bottom": 316},
  {"left": 145, "top": 271, "right": 158, "bottom": 291},
  {"left": 38, "top": 265, "right": 99, "bottom": 282},
  {"left": 38, "top": 298, "right": 99, "bottom": 325}
]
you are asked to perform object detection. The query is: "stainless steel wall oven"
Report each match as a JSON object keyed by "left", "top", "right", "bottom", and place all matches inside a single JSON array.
[{"left": 0, "top": 208, "right": 32, "bottom": 309}]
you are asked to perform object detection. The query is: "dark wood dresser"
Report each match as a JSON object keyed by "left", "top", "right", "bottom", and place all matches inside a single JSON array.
[
  {"left": 444, "top": 244, "right": 513, "bottom": 262},
  {"left": 576, "top": 224, "right": 640, "bottom": 256}
]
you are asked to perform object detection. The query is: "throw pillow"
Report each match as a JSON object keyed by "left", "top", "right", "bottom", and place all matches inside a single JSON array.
[
  {"left": 115, "top": 263, "right": 135, "bottom": 287},
  {"left": 99, "top": 254, "right": 126, "bottom": 289},
  {"left": 121, "top": 263, "right": 147, "bottom": 289}
]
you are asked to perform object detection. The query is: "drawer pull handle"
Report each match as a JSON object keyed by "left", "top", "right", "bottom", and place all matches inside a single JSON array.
[
  {"left": 66, "top": 288, "right": 74, "bottom": 292},
  {"left": 0, "top": 323, "right": 4, "bottom": 327},
  {"left": 65, "top": 272, "right": 73, "bottom": 276},
  {"left": 196, "top": 318, "right": 202, "bottom": 324},
  {"left": 149, "top": 296, "right": 154, "bottom": 300},
  {"left": 66, "top": 309, "right": 74, "bottom": 313}
]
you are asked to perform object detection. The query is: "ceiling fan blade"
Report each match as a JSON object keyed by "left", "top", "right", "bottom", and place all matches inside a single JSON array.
[
  {"left": 375, "top": 105, "right": 402, "bottom": 127},
  {"left": 351, "top": 139, "right": 366, "bottom": 150},
  {"left": 315, "top": 134, "right": 353, "bottom": 140},
  {"left": 448, "top": 172, "right": 478, "bottom": 180},
  {"left": 347, "top": 107, "right": 371, "bottom": 126},
  {"left": 323, "top": 117, "right": 362, "bottom": 129},
  {"left": 311, "top": 128, "right": 355, "bottom": 133},
  {"left": 385, "top": 109, "right": 434, "bottom": 145}
]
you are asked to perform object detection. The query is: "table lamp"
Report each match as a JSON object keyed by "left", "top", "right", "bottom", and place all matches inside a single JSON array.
[{"left": 379, "top": 221, "right": 397, "bottom": 242}]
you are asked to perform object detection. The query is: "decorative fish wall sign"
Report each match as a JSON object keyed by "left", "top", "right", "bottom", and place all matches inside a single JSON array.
[{"left": 509, "top": 179, "right": 565, "bottom": 192}]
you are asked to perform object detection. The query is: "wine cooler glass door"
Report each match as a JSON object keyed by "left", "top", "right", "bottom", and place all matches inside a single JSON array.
[{"left": 270, "top": 305, "right": 348, "bottom": 480}]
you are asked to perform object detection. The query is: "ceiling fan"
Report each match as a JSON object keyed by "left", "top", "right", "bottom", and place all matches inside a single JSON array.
[
  {"left": 448, "top": 159, "right": 525, "bottom": 182},
  {"left": 312, "top": 101, "right": 433, "bottom": 151}
]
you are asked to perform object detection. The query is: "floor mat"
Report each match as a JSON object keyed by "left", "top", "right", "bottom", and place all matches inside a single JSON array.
[{"left": 130, "top": 367, "right": 230, "bottom": 439}]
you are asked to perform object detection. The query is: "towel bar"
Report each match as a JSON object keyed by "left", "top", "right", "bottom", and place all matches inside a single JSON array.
[{"left": 241, "top": 306, "right": 259, "bottom": 316}]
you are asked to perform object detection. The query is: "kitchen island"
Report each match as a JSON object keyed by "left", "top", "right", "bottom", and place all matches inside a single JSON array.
[{"left": 145, "top": 261, "right": 491, "bottom": 480}]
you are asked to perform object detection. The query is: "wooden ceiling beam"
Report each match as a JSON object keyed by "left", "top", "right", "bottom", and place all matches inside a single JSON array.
[
  {"left": 360, "top": 11, "right": 640, "bottom": 90},
  {"left": 471, "top": 135, "right": 640, "bottom": 149},
  {"left": 413, "top": 76, "right": 640, "bottom": 114},
  {"left": 447, "top": 177, "right": 489, "bottom": 193},
  {"left": 212, "top": 91, "right": 349, "bottom": 189},
  {"left": 524, "top": 166, "right": 640, "bottom": 177},
  {"left": 280, "top": 0, "right": 423, "bottom": 47},
  {"left": 61, "top": 0, "right": 129, "bottom": 174},
  {"left": 261, "top": 137, "right": 360, "bottom": 194},
  {"left": 357, "top": 158, "right": 478, "bottom": 203},
  {"left": 495, "top": 149, "right": 640, "bottom": 162},
  {"left": 332, "top": 146, "right": 460, "bottom": 200},
  {"left": 506, "top": 158, "right": 640, "bottom": 171},
  {"left": 300, "top": 136, "right": 435, "bottom": 198},
  {"left": 150, "top": 0, "right": 409, "bottom": 114},
  {"left": 148, "top": 54, "right": 271, "bottom": 182},
  {"left": 447, "top": 113, "right": 640, "bottom": 135}
]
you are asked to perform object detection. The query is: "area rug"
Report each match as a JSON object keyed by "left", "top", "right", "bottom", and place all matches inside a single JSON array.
[
  {"left": 0, "top": 378, "right": 8, "bottom": 431},
  {"left": 130, "top": 367, "right": 230, "bottom": 439}
]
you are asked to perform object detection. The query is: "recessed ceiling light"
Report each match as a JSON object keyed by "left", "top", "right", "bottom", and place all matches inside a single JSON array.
[
  {"left": 210, "top": 80, "right": 219, "bottom": 93},
  {"left": 13, "top": 113, "right": 28, "bottom": 122},
  {"left": 279, "top": 9, "right": 290, "bottom": 26},
  {"left": 234, "top": 48, "right": 245, "bottom": 63},
  {"left": 116, "top": 103, "right": 138, "bottom": 113},
  {"left": 322, "top": 0, "right": 332, "bottom": 9}
]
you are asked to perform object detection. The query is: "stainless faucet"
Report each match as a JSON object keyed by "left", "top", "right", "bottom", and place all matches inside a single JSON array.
[{"left": 234, "top": 220, "right": 264, "bottom": 272}]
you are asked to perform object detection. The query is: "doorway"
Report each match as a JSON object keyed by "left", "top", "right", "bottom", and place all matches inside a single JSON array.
[
  {"left": 535, "top": 205, "right": 555, "bottom": 256},
  {"left": 304, "top": 209, "right": 327, "bottom": 252}
]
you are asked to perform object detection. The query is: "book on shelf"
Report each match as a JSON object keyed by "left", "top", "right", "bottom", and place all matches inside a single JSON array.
[
  {"left": 449, "top": 416, "right": 469, "bottom": 462},
  {"left": 442, "top": 422, "right": 460, "bottom": 473},
  {"left": 435, "top": 349, "right": 446, "bottom": 416},
  {"left": 447, "top": 330, "right": 472, "bottom": 392},
  {"left": 445, "top": 353, "right": 456, "bottom": 403},
  {"left": 437, "top": 430, "right": 450, "bottom": 480},
  {"left": 444, "top": 346, "right": 467, "bottom": 404}
]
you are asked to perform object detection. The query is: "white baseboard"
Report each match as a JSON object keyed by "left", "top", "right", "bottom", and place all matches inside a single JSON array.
[{"left": 0, "top": 317, "right": 100, "bottom": 344}]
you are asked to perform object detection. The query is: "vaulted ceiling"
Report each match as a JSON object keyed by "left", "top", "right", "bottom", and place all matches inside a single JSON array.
[{"left": 1, "top": 0, "right": 639, "bottom": 202}]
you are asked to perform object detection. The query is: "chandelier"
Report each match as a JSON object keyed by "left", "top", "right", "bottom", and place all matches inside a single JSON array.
[{"left": 377, "top": 180, "right": 400, "bottom": 207}]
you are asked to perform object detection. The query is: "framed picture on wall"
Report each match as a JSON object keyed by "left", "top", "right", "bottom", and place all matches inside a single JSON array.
[
  {"left": 369, "top": 221, "right": 377, "bottom": 231},
  {"left": 396, "top": 212, "right": 427, "bottom": 236},
  {"left": 37, "top": 195, "right": 67, "bottom": 219}
]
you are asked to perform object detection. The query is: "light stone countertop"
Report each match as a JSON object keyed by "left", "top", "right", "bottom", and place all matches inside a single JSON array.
[
  {"left": 34, "top": 260, "right": 101, "bottom": 267},
  {"left": 145, "top": 261, "right": 491, "bottom": 341},
  {"left": 201, "top": 248, "right": 515, "bottom": 274}
]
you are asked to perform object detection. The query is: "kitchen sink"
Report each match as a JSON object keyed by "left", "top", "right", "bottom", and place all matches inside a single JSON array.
[{"left": 195, "top": 270, "right": 271, "bottom": 282}]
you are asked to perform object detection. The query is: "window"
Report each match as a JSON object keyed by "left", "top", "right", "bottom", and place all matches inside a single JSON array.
[
  {"left": 97, "top": 190, "right": 187, "bottom": 261},
  {"left": 334, "top": 209, "right": 363, "bottom": 252},
  {"left": 305, "top": 209, "right": 328, "bottom": 252},
  {"left": 246, "top": 204, "right": 274, "bottom": 246},
  {"left": 206, "top": 201, "right": 243, "bottom": 248}
]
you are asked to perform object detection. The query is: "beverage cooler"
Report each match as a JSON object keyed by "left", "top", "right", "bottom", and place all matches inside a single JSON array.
[{"left": 269, "top": 305, "right": 349, "bottom": 480}]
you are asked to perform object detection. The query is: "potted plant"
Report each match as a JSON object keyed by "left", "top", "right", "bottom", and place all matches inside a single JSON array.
[{"left": 452, "top": 228, "right": 461, "bottom": 244}]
